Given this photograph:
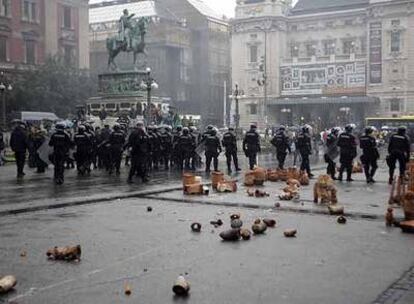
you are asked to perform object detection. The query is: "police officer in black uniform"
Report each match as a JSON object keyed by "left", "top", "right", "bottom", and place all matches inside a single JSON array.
[
  {"left": 159, "top": 125, "right": 172, "bottom": 170},
  {"left": 243, "top": 124, "right": 261, "bottom": 170},
  {"left": 109, "top": 123, "right": 125, "bottom": 175},
  {"left": 360, "top": 126, "right": 380, "bottom": 183},
  {"left": 271, "top": 125, "right": 291, "bottom": 169},
  {"left": 296, "top": 125, "right": 313, "bottom": 177},
  {"left": 204, "top": 128, "right": 222, "bottom": 173},
  {"left": 324, "top": 127, "right": 340, "bottom": 180},
  {"left": 222, "top": 127, "right": 241, "bottom": 173},
  {"left": 10, "top": 122, "right": 28, "bottom": 178},
  {"left": 177, "top": 127, "right": 194, "bottom": 170},
  {"left": 171, "top": 125, "right": 183, "bottom": 169},
  {"left": 49, "top": 123, "right": 72, "bottom": 185},
  {"left": 74, "top": 125, "right": 92, "bottom": 175},
  {"left": 127, "top": 122, "right": 150, "bottom": 183},
  {"left": 387, "top": 126, "right": 410, "bottom": 185},
  {"left": 147, "top": 125, "right": 161, "bottom": 170},
  {"left": 337, "top": 124, "right": 357, "bottom": 182}
]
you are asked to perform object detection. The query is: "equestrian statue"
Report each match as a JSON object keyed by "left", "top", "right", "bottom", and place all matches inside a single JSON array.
[{"left": 106, "top": 9, "right": 150, "bottom": 70}]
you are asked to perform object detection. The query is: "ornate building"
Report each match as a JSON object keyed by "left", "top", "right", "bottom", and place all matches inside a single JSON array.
[
  {"left": 89, "top": 0, "right": 230, "bottom": 126},
  {"left": 0, "top": 0, "right": 89, "bottom": 72},
  {"left": 231, "top": 0, "right": 414, "bottom": 129}
]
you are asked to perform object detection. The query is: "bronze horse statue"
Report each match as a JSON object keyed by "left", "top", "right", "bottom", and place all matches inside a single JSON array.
[{"left": 106, "top": 17, "right": 149, "bottom": 70}]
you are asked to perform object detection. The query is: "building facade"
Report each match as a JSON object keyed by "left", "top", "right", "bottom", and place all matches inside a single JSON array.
[
  {"left": 89, "top": 0, "right": 230, "bottom": 127},
  {"left": 231, "top": 0, "right": 414, "bottom": 129},
  {"left": 0, "top": 0, "right": 89, "bottom": 73}
]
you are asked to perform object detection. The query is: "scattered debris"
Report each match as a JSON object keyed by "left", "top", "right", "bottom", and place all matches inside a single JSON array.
[
  {"left": 274, "top": 202, "right": 281, "bottom": 208},
  {"left": 247, "top": 189, "right": 269, "bottom": 197},
  {"left": 352, "top": 162, "right": 363, "bottom": 173},
  {"left": 216, "top": 180, "right": 237, "bottom": 193},
  {"left": 190, "top": 222, "right": 202, "bottom": 232},
  {"left": 328, "top": 205, "right": 344, "bottom": 215},
  {"left": 399, "top": 220, "right": 414, "bottom": 233},
  {"left": 263, "top": 219, "right": 276, "bottom": 227},
  {"left": 183, "top": 173, "right": 208, "bottom": 195},
  {"left": 46, "top": 245, "right": 81, "bottom": 261},
  {"left": 231, "top": 219, "right": 243, "bottom": 229},
  {"left": 252, "top": 219, "right": 267, "bottom": 234},
  {"left": 147, "top": 206, "right": 153, "bottom": 212},
  {"left": 385, "top": 208, "right": 394, "bottom": 227},
  {"left": 402, "top": 191, "right": 414, "bottom": 220},
  {"left": 0, "top": 275, "right": 17, "bottom": 294},
  {"left": 240, "top": 228, "right": 251, "bottom": 240},
  {"left": 124, "top": 283, "right": 132, "bottom": 296},
  {"left": 314, "top": 175, "right": 338, "bottom": 205},
  {"left": 172, "top": 276, "right": 190, "bottom": 296},
  {"left": 210, "top": 219, "right": 223, "bottom": 227},
  {"left": 253, "top": 167, "right": 267, "bottom": 186},
  {"left": 230, "top": 213, "right": 241, "bottom": 220},
  {"left": 337, "top": 216, "right": 347, "bottom": 224},
  {"left": 219, "top": 229, "right": 241, "bottom": 241},
  {"left": 284, "top": 229, "right": 297, "bottom": 238},
  {"left": 20, "top": 250, "right": 27, "bottom": 257},
  {"left": 211, "top": 171, "right": 225, "bottom": 190}
]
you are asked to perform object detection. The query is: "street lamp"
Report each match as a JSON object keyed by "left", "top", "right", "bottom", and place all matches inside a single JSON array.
[
  {"left": 254, "top": 24, "right": 269, "bottom": 129},
  {"left": 0, "top": 71, "right": 13, "bottom": 130},
  {"left": 229, "top": 83, "right": 245, "bottom": 134},
  {"left": 140, "top": 67, "right": 158, "bottom": 125}
]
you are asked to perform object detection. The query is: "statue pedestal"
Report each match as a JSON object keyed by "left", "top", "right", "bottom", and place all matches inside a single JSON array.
[{"left": 98, "top": 70, "right": 149, "bottom": 96}]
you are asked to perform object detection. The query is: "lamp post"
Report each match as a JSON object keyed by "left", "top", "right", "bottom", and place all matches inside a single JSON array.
[
  {"left": 255, "top": 25, "right": 268, "bottom": 129},
  {"left": 0, "top": 71, "right": 13, "bottom": 130},
  {"left": 140, "top": 67, "right": 158, "bottom": 125},
  {"left": 229, "top": 83, "right": 245, "bottom": 136}
]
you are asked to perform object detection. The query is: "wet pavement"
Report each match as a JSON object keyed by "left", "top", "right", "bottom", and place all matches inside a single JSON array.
[{"left": 0, "top": 151, "right": 413, "bottom": 303}]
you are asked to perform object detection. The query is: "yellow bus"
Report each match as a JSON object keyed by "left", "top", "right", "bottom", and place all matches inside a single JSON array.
[{"left": 365, "top": 116, "right": 414, "bottom": 141}]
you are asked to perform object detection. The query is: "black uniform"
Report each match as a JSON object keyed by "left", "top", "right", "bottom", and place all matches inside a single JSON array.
[
  {"left": 127, "top": 128, "right": 150, "bottom": 183},
  {"left": 177, "top": 132, "right": 194, "bottom": 170},
  {"left": 296, "top": 132, "right": 312, "bottom": 176},
  {"left": 337, "top": 132, "right": 357, "bottom": 181},
  {"left": 387, "top": 132, "right": 410, "bottom": 179},
  {"left": 360, "top": 134, "right": 379, "bottom": 182},
  {"left": 222, "top": 131, "right": 240, "bottom": 172},
  {"left": 159, "top": 130, "right": 172, "bottom": 169},
  {"left": 324, "top": 133, "right": 339, "bottom": 179},
  {"left": 98, "top": 127, "right": 111, "bottom": 170},
  {"left": 74, "top": 131, "right": 92, "bottom": 175},
  {"left": 148, "top": 130, "right": 161, "bottom": 170},
  {"left": 243, "top": 129, "right": 261, "bottom": 170},
  {"left": 109, "top": 130, "right": 125, "bottom": 174},
  {"left": 10, "top": 126, "right": 28, "bottom": 177},
  {"left": 49, "top": 130, "right": 72, "bottom": 184},
  {"left": 271, "top": 131, "right": 291, "bottom": 169},
  {"left": 204, "top": 133, "right": 222, "bottom": 172},
  {"left": 32, "top": 131, "right": 47, "bottom": 173}
]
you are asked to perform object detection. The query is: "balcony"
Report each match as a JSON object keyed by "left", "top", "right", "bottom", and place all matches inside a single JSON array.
[{"left": 281, "top": 53, "right": 367, "bottom": 66}]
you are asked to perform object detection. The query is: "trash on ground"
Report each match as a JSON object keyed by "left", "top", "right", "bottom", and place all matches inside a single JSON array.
[
  {"left": 124, "top": 283, "right": 132, "bottom": 296},
  {"left": 172, "top": 275, "right": 190, "bottom": 296},
  {"left": 219, "top": 228, "right": 241, "bottom": 241},
  {"left": 385, "top": 208, "right": 394, "bottom": 226},
  {"left": 399, "top": 220, "right": 414, "bottom": 233},
  {"left": 252, "top": 219, "right": 267, "bottom": 234},
  {"left": 328, "top": 205, "right": 345, "bottom": 215},
  {"left": 240, "top": 228, "right": 251, "bottom": 240},
  {"left": 314, "top": 175, "right": 338, "bottom": 205},
  {"left": 337, "top": 216, "right": 347, "bottom": 224},
  {"left": 190, "top": 222, "right": 202, "bottom": 232},
  {"left": 231, "top": 218, "right": 243, "bottom": 229},
  {"left": 0, "top": 275, "right": 17, "bottom": 294},
  {"left": 263, "top": 218, "right": 276, "bottom": 227},
  {"left": 46, "top": 245, "right": 81, "bottom": 261},
  {"left": 284, "top": 229, "right": 297, "bottom": 238}
]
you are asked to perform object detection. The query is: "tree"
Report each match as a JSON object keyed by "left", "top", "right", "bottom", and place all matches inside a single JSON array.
[{"left": 9, "top": 56, "right": 97, "bottom": 118}]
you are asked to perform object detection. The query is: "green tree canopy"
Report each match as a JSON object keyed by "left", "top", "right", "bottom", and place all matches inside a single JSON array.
[{"left": 10, "top": 56, "right": 97, "bottom": 118}]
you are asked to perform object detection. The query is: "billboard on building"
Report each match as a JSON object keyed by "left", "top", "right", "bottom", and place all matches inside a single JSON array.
[
  {"left": 369, "top": 22, "right": 382, "bottom": 84},
  {"left": 280, "top": 61, "right": 366, "bottom": 96}
]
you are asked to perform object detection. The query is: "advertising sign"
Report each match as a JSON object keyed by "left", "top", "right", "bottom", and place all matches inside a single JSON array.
[{"left": 369, "top": 22, "right": 382, "bottom": 84}]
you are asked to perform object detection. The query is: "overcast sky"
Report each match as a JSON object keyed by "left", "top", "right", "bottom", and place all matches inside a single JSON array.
[{"left": 208, "top": 0, "right": 236, "bottom": 18}]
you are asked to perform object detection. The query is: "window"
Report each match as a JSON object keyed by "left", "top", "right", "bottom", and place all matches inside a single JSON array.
[
  {"left": 291, "top": 25, "right": 297, "bottom": 31},
  {"left": 249, "top": 45, "right": 257, "bottom": 63},
  {"left": 0, "top": 0, "right": 10, "bottom": 17},
  {"left": 343, "top": 40, "right": 355, "bottom": 54},
  {"left": 305, "top": 43, "right": 316, "bottom": 57},
  {"left": 250, "top": 34, "right": 257, "bottom": 39},
  {"left": 25, "top": 40, "right": 35, "bottom": 64},
  {"left": 0, "top": 37, "right": 7, "bottom": 61},
  {"left": 391, "top": 20, "right": 400, "bottom": 26},
  {"left": 323, "top": 40, "right": 335, "bottom": 55},
  {"left": 391, "top": 31, "right": 400, "bottom": 52},
  {"left": 21, "top": 0, "right": 37, "bottom": 22},
  {"left": 345, "top": 19, "right": 353, "bottom": 26},
  {"left": 291, "top": 44, "right": 299, "bottom": 57},
  {"left": 390, "top": 99, "right": 401, "bottom": 112},
  {"left": 64, "top": 45, "right": 74, "bottom": 65},
  {"left": 360, "top": 37, "right": 367, "bottom": 54},
  {"left": 250, "top": 104, "right": 257, "bottom": 115},
  {"left": 63, "top": 6, "right": 72, "bottom": 29}
]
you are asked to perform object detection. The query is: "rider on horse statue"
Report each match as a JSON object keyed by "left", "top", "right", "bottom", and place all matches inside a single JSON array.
[{"left": 118, "top": 9, "right": 135, "bottom": 51}]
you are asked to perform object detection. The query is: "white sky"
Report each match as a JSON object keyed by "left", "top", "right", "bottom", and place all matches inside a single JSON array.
[{"left": 207, "top": 0, "right": 236, "bottom": 18}]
